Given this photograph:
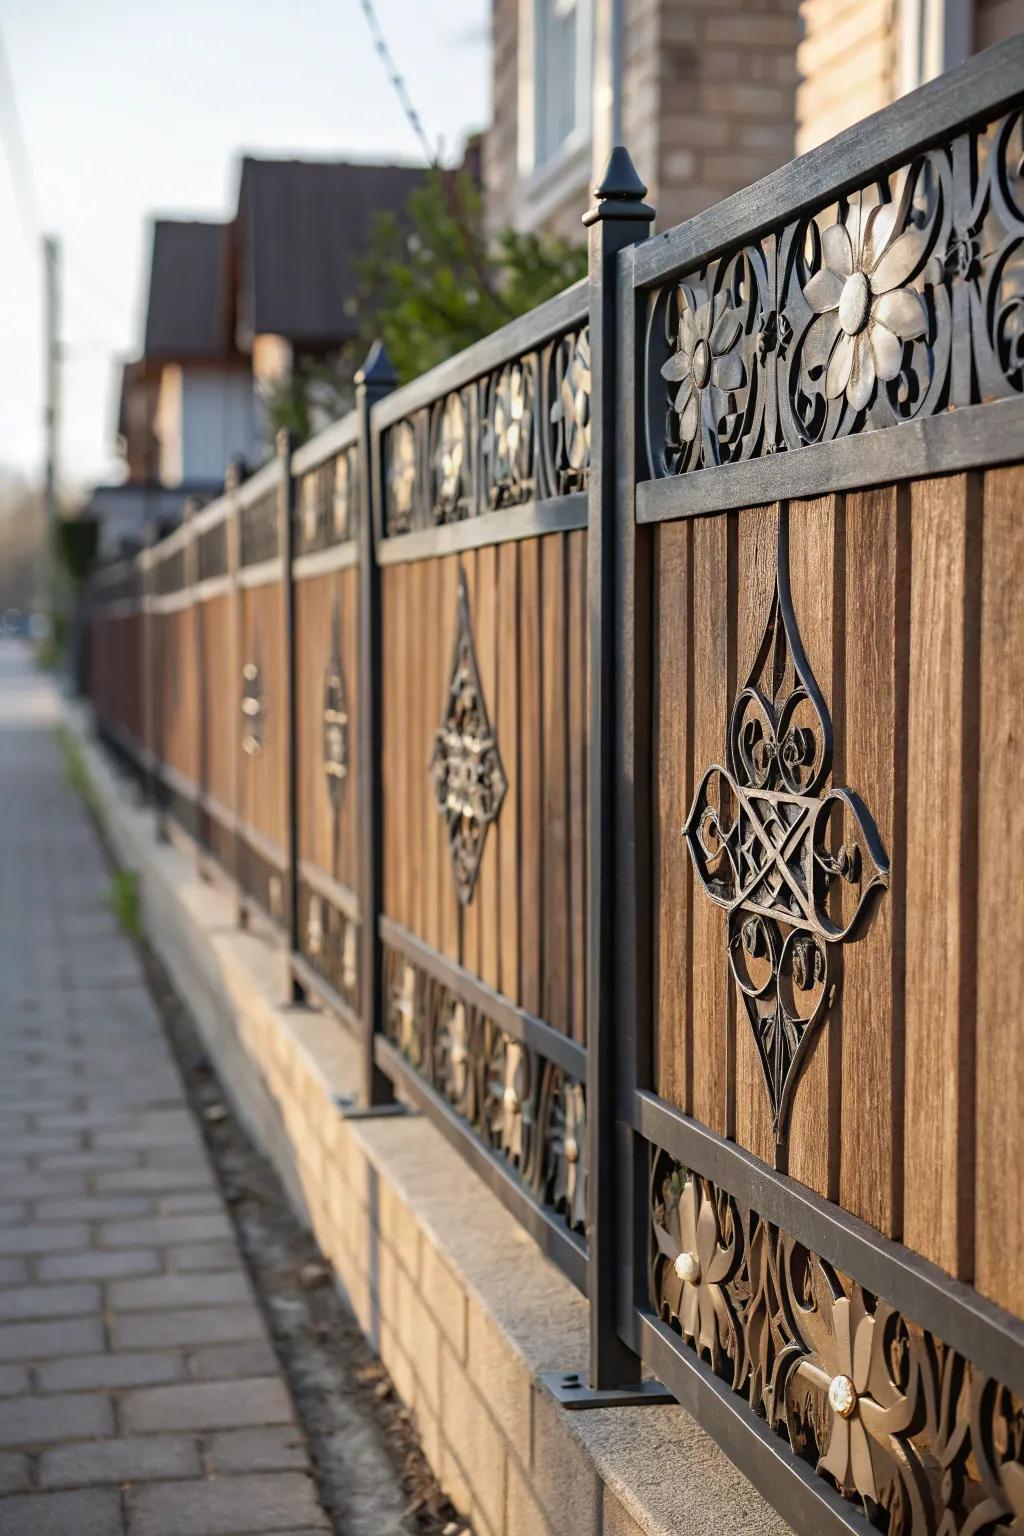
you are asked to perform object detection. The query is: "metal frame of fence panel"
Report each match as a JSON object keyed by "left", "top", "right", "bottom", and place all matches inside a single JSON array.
[
  {"left": 603, "top": 36, "right": 1024, "bottom": 1536},
  {"left": 367, "top": 286, "right": 594, "bottom": 1285}
]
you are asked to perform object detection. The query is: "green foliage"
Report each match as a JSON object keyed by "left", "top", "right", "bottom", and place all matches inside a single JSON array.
[
  {"left": 56, "top": 724, "right": 99, "bottom": 818},
  {"left": 359, "top": 168, "right": 588, "bottom": 383},
  {"left": 106, "top": 869, "right": 142, "bottom": 940},
  {"left": 263, "top": 355, "right": 355, "bottom": 445},
  {"left": 53, "top": 516, "right": 99, "bottom": 585}
]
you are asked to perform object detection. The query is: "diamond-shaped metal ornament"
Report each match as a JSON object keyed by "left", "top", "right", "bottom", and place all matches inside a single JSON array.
[{"left": 430, "top": 569, "right": 507, "bottom": 905}]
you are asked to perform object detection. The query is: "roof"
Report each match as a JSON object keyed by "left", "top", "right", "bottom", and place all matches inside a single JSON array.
[
  {"left": 236, "top": 158, "right": 426, "bottom": 346},
  {"left": 143, "top": 220, "right": 233, "bottom": 359}
]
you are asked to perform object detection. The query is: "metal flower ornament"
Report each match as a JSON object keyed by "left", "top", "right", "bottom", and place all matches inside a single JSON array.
[
  {"left": 802, "top": 199, "right": 928, "bottom": 413},
  {"left": 661, "top": 288, "right": 745, "bottom": 463}
]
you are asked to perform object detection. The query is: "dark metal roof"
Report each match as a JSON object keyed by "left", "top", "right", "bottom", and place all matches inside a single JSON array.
[
  {"left": 236, "top": 158, "right": 426, "bottom": 346},
  {"left": 143, "top": 220, "right": 233, "bottom": 359}
]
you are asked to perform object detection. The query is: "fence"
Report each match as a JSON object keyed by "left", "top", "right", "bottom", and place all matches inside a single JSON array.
[{"left": 87, "top": 37, "right": 1024, "bottom": 1536}]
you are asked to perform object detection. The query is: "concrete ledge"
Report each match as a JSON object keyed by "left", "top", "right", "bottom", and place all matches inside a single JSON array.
[{"left": 69, "top": 707, "right": 792, "bottom": 1536}]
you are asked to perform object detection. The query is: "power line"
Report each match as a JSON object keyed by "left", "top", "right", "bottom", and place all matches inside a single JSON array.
[
  {"left": 357, "top": 0, "right": 437, "bottom": 166},
  {"left": 0, "top": 21, "right": 43, "bottom": 244}
]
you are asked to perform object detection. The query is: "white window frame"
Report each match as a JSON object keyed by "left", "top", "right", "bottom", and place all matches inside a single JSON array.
[{"left": 517, "top": 0, "right": 594, "bottom": 195}]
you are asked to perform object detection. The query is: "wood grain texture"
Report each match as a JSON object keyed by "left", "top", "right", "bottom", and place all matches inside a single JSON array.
[
  {"left": 519, "top": 538, "right": 543, "bottom": 1015},
  {"left": 654, "top": 520, "right": 692, "bottom": 1111},
  {"left": 838, "top": 485, "right": 907, "bottom": 1237},
  {"left": 200, "top": 594, "right": 235, "bottom": 811},
  {"left": 690, "top": 514, "right": 732, "bottom": 1137},
  {"left": 542, "top": 534, "right": 570, "bottom": 1036},
  {"left": 497, "top": 541, "right": 521, "bottom": 1002},
  {"left": 567, "top": 529, "right": 587, "bottom": 1046},
  {"left": 732, "top": 504, "right": 778, "bottom": 1167},
  {"left": 904, "top": 472, "right": 979, "bottom": 1280},
  {"left": 975, "top": 463, "right": 1024, "bottom": 1313},
  {"left": 786, "top": 494, "right": 842, "bottom": 1199}
]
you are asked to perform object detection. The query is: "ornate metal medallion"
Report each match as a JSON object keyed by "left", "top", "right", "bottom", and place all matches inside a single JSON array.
[
  {"left": 323, "top": 594, "right": 348, "bottom": 812},
  {"left": 430, "top": 569, "right": 507, "bottom": 906},
  {"left": 683, "top": 507, "right": 889, "bottom": 1143}
]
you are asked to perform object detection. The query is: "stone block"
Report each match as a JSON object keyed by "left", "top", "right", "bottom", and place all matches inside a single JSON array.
[
  {"left": 37, "top": 1351, "right": 184, "bottom": 1393},
  {"left": 0, "top": 1451, "right": 29, "bottom": 1494},
  {"left": 127, "top": 1471, "right": 328, "bottom": 1535},
  {"left": 439, "top": 1340, "right": 508, "bottom": 1536},
  {"left": 529, "top": 1385, "right": 602, "bottom": 1535},
  {"left": 0, "top": 1283, "right": 101, "bottom": 1322},
  {"left": 0, "top": 1488, "right": 123, "bottom": 1535},
  {"left": 204, "top": 1425, "right": 309, "bottom": 1474},
  {"left": 421, "top": 1243, "right": 467, "bottom": 1362},
  {"left": 98, "top": 1213, "right": 232, "bottom": 1248},
  {"left": 186, "top": 1339, "right": 279, "bottom": 1381},
  {"left": 40, "top": 1435, "right": 201, "bottom": 1488},
  {"left": 0, "top": 1392, "right": 114, "bottom": 1447},
  {"left": 0, "top": 1315, "right": 104, "bottom": 1362},
  {"left": 122, "top": 1377, "right": 294, "bottom": 1434},
  {"left": 108, "top": 1271, "right": 251, "bottom": 1313},
  {"left": 36, "top": 1247, "right": 161, "bottom": 1283},
  {"left": 112, "top": 1303, "right": 265, "bottom": 1351}
]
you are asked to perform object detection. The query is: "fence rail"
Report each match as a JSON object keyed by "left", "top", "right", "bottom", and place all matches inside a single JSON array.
[{"left": 87, "top": 37, "right": 1024, "bottom": 1536}]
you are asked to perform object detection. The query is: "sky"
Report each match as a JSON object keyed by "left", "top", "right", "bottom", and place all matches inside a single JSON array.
[{"left": 0, "top": 0, "right": 489, "bottom": 496}]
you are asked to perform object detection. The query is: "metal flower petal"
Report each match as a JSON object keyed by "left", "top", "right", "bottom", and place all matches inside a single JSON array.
[
  {"left": 873, "top": 286, "right": 927, "bottom": 340},
  {"left": 821, "top": 221, "right": 854, "bottom": 279},
  {"left": 825, "top": 332, "right": 855, "bottom": 398},
  {"left": 870, "top": 226, "right": 927, "bottom": 294},
  {"left": 804, "top": 265, "right": 845, "bottom": 314}
]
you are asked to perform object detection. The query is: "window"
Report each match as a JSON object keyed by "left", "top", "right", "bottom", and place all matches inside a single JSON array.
[{"left": 522, "top": 0, "right": 594, "bottom": 175}]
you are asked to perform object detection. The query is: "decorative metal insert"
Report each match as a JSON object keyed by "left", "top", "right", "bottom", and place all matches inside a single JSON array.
[
  {"left": 647, "top": 106, "right": 1024, "bottom": 474},
  {"left": 382, "top": 322, "right": 591, "bottom": 536},
  {"left": 240, "top": 654, "right": 265, "bottom": 758},
  {"left": 430, "top": 569, "right": 507, "bottom": 906},
  {"left": 650, "top": 1151, "right": 1024, "bottom": 1535},
  {"left": 323, "top": 594, "right": 349, "bottom": 812},
  {"left": 384, "top": 946, "right": 586, "bottom": 1235},
  {"left": 300, "top": 885, "right": 358, "bottom": 1016},
  {"left": 239, "top": 487, "right": 278, "bottom": 567},
  {"left": 683, "top": 507, "right": 888, "bottom": 1143}
]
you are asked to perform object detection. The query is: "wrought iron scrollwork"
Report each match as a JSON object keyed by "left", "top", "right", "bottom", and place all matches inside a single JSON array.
[
  {"left": 647, "top": 107, "right": 1024, "bottom": 473},
  {"left": 298, "top": 447, "right": 357, "bottom": 553},
  {"left": 650, "top": 1151, "right": 1024, "bottom": 1535},
  {"left": 430, "top": 568, "right": 507, "bottom": 906},
  {"left": 383, "top": 946, "right": 587, "bottom": 1237},
  {"left": 300, "top": 885, "right": 358, "bottom": 1015},
  {"left": 684, "top": 507, "right": 889, "bottom": 1143},
  {"left": 381, "top": 322, "right": 591, "bottom": 536},
  {"left": 323, "top": 594, "right": 348, "bottom": 812}
]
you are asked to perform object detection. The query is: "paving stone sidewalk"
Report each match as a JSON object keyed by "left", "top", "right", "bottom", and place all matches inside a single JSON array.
[{"left": 0, "top": 644, "right": 330, "bottom": 1535}]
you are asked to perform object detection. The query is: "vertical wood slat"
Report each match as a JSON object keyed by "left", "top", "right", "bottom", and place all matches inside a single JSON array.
[
  {"left": 476, "top": 544, "right": 501, "bottom": 990},
  {"left": 787, "top": 494, "right": 843, "bottom": 1200},
  {"left": 567, "top": 529, "right": 587, "bottom": 1046},
  {"left": 654, "top": 520, "right": 691, "bottom": 1111},
  {"left": 497, "top": 542, "right": 520, "bottom": 1002},
  {"left": 975, "top": 463, "right": 1023, "bottom": 1312},
  {"left": 904, "top": 472, "right": 980, "bottom": 1281},
  {"left": 542, "top": 534, "right": 570, "bottom": 1035},
  {"left": 419, "top": 558, "right": 440, "bottom": 954},
  {"left": 690, "top": 514, "right": 732, "bottom": 1138},
  {"left": 519, "top": 538, "right": 543, "bottom": 1016},
  {"left": 839, "top": 484, "right": 908, "bottom": 1238}
]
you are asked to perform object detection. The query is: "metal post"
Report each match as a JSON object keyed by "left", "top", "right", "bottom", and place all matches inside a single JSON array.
[
  {"left": 354, "top": 342, "right": 398, "bottom": 1110},
  {"left": 278, "top": 428, "right": 304, "bottom": 1004},
  {"left": 225, "top": 459, "right": 246, "bottom": 927},
  {"left": 542, "top": 147, "right": 668, "bottom": 1409}
]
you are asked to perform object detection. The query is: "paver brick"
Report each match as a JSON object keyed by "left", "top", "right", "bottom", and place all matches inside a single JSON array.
[
  {"left": 0, "top": 1315, "right": 104, "bottom": 1362},
  {"left": 37, "top": 1350, "right": 185, "bottom": 1392},
  {"left": 187, "top": 1340, "right": 279, "bottom": 1381},
  {"left": 0, "top": 1282, "right": 100, "bottom": 1321},
  {"left": 112, "top": 1303, "right": 266, "bottom": 1351},
  {"left": 0, "top": 1258, "right": 27, "bottom": 1285},
  {"left": 127, "top": 1471, "right": 327, "bottom": 1535},
  {"left": 40, "top": 1435, "right": 201, "bottom": 1488},
  {"left": 0, "top": 1392, "right": 115, "bottom": 1447},
  {"left": 167, "top": 1242, "right": 240, "bottom": 1272},
  {"left": 109, "top": 1271, "right": 251, "bottom": 1313},
  {"left": 0, "top": 1222, "right": 89, "bottom": 1255},
  {"left": 99, "top": 1213, "right": 232, "bottom": 1248},
  {"left": 34, "top": 1194, "right": 152, "bottom": 1221},
  {"left": 0, "top": 1366, "right": 29, "bottom": 1397},
  {"left": 205, "top": 1425, "right": 308, "bottom": 1474},
  {"left": 0, "top": 1487, "right": 124, "bottom": 1533},
  {"left": 0, "top": 1451, "right": 29, "bottom": 1494},
  {"left": 122, "top": 1378, "right": 294, "bottom": 1434},
  {"left": 97, "top": 1165, "right": 214, "bottom": 1194},
  {"left": 36, "top": 1246, "right": 162, "bottom": 1282}
]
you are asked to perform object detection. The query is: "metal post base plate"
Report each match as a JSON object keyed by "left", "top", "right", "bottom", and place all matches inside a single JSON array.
[
  {"left": 539, "top": 1370, "right": 675, "bottom": 1410},
  {"left": 333, "top": 1095, "right": 413, "bottom": 1122}
]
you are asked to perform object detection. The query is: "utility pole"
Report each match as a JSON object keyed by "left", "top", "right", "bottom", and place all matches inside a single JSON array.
[{"left": 39, "top": 233, "right": 60, "bottom": 623}]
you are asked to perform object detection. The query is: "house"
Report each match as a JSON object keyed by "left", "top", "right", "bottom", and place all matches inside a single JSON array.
[
  {"left": 485, "top": 0, "right": 1024, "bottom": 239},
  {"left": 91, "top": 157, "right": 426, "bottom": 556}
]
